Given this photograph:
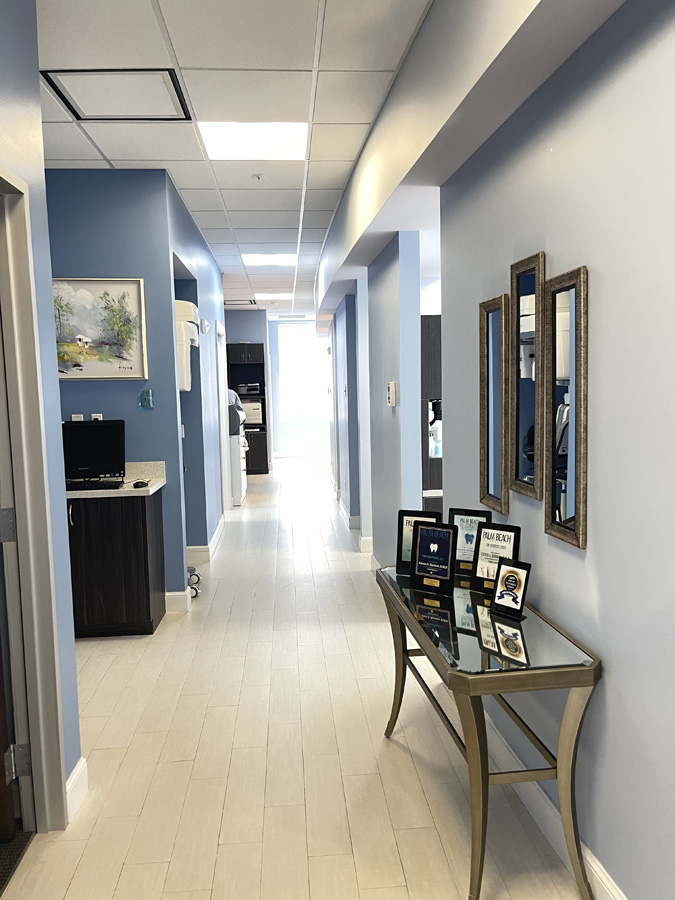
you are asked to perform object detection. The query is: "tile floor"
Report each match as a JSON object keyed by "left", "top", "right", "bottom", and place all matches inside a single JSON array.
[{"left": 5, "top": 458, "right": 579, "bottom": 899}]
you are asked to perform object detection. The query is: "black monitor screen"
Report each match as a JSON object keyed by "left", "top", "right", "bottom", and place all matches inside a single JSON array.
[{"left": 62, "top": 420, "right": 125, "bottom": 479}]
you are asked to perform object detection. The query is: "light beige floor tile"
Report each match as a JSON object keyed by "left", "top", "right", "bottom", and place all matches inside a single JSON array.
[
  {"left": 249, "top": 608, "right": 274, "bottom": 642},
  {"left": 309, "top": 854, "right": 359, "bottom": 900},
  {"left": 150, "top": 612, "right": 186, "bottom": 643},
  {"left": 136, "top": 673, "right": 186, "bottom": 734},
  {"left": 326, "top": 656, "right": 377, "bottom": 776},
  {"left": 101, "top": 732, "right": 166, "bottom": 818},
  {"left": 269, "top": 666, "right": 301, "bottom": 724},
  {"left": 64, "top": 816, "right": 136, "bottom": 900},
  {"left": 212, "top": 842, "right": 262, "bottom": 900},
  {"left": 300, "top": 689, "right": 337, "bottom": 756},
  {"left": 128, "top": 642, "right": 173, "bottom": 687},
  {"left": 371, "top": 733, "right": 434, "bottom": 830},
  {"left": 164, "top": 778, "right": 226, "bottom": 893},
  {"left": 298, "top": 645, "right": 329, "bottom": 692},
  {"left": 81, "top": 663, "right": 135, "bottom": 718},
  {"left": 394, "top": 827, "right": 460, "bottom": 900},
  {"left": 209, "top": 656, "right": 245, "bottom": 707},
  {"left": 272, "top": 629, "right": 298, "bottom": 669},
  {"left": 161, "top": 892, "right": 211, "bottom": 899},
  {"left": 220, "top": 747, "right": 267, "bottom": 844},
  {"left": 320, "top": 619, "right": 350, "bottom": 656},
  {"left": 220, "top": 621, "right": 251, "bottom": 658},
  {"left": 242, "top": 640, "right": 273, "bottom": 686},
  {"left": 233, "top": 684, "right": 270, "bottom": 748},
  {"left": 265, "top": 722, "right": 304, "bottom": 806},
  {"left": 297, "top": 611, "right": 322, "bottom": 646},
  {"left": 181, "top": 644, "right": 220, "bottom": 695},
  {"left": 398, "top": 686, "right": 459, "bottom": 787},
  {"left": 192, "top": 705, "right": 237, "bottom": 780},
  {"left": 260, "top": 805, "right": 308, "bottom": 900},
  {"left": 126, "top": 761, "right": 192, "bottom": 865},
  {"left": 50, "top": 748, "right": 126, "bottom": 841},
  {"left": 3, "top": 836, "right": 86, "bottom": 900},
  {"left": 359, "top": 889, "right": 410, "bottom": 900},
  {"left": 112, "top": 862, "right": 168, "bottom": 900},
  {"left": 160, "top": 693, "right": 208, "bottom": 762},
  {"left": 343, "top": 774, "right": 405, "bottom": 890},
  {"left": 304, "top": 754, "right": 351, "bottom": 857},
  {"left": 95, "top": 684, "right": 152, "bottom": 749},
  {"left": 79, "top": 716, "right": 108, "bottom": 757}
]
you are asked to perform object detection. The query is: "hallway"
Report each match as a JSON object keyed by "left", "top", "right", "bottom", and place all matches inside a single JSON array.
[{"left": 6, "top": 460, "right": 577, "bottom": 900}]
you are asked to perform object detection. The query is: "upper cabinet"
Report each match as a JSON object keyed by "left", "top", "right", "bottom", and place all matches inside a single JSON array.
[{"left": 227, "top": 342, "right": 264, "bottom": 364}]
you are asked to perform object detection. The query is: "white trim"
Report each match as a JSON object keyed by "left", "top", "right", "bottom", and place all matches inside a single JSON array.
[
  {"left": 208, "top": 515, "right": 224, "bottom": 556},
  {"left": 65, "top": 757, "right": 88, "bottom": 823},
  {"left": 166, "top": 588, "right": 191, "bottom": 612},
  {"left": 187, "top": 515, "right": 224, "bottom": 565},
  {"left": 339, "top": 498, "right": 360, "bottom": 531},
  {"left": 485, "top": 715, "right": 627, "bottom": 900},
  {"left": 359, "top": 535, "right": 373, "bottom": 554}
]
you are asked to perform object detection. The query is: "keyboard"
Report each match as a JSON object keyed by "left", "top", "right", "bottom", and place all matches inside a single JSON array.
[{"left": 65, "top": 479, "right": 124, "bottom": 491}]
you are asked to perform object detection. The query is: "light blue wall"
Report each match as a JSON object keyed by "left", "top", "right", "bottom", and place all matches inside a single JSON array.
[
  {"left": 49, "top": 169, "right": 187, "bottom": 592},
  {"left": 368, "top": 234, "right": 422, "bottom": 565},
  {"left": 0, "top": 0, "right": 81, "bottom": 777},
  {"left": 440, "top": 1, "right": 675, "bottom": 896},
  {"left": 334, "top": 295, "right": 360, "bottom": 517}
]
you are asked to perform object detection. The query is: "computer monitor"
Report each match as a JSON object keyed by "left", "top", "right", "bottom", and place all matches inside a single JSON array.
[{"left": 62, "top": 420, "right": 125, "bottom": 480}]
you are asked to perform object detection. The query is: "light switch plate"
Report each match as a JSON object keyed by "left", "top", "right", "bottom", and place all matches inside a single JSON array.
[
  {"left": 387, "top": 381, "right": 399, "bottom": 407},
  {"left": 71, "top": 414, "right": 83, "bottom": 421}
]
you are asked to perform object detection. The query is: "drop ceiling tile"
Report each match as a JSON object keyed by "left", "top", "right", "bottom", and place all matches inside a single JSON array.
[
  {"left": 320, "top": 0, "right": 429, "bottom": 70},
  {"left": 303, "top": 210, "right": 333, "bottom": 228},
  {"left": 234, "top": 229, "right": 298, "bottom": 243},
  {"left": 42, "top": 123, "right": 104, "bottom": 160},
  {"left": 84, "top": 123, "right": 204, "bottom": 161},
  {"left": 181, "top": 189, "right": 223, "bottom": 211},
  {"left": 202, "top": 229, "right": 236, "bottom": 243},
  {"left": 37, "top": 0, "right": 172, "bottom": 68},
  {"left": 299, "top": 255, "right": 320, "bottom": 265},
  {"left": 159, "top": 0, "right": 318, "bottom": 69},
  {"left": 220, "top": 265, "right": 246, "bottom": 275},
  {"left": 229, "top": 211, "right": 300, "bottom": 229},
  {"left": 210, "top": 246, "right": 240, "bottom": 258},
  {"left": 239, "top": 243, "right": 297, "bottom": 255},
  {"left": 40, "top": 83, "right": 71, "bottom": 122},
  {"left": 296, "top": 272, "right": 316, "bottom": 281},
  {"left": 310, "top": 124, "right": 369, "bottom": 161},
  {"left": 212, "top": 161, "right": 305, "bottom": 190},
  {"left": 313, "top": 71, "right": 392, "bottom": 124},
  {"left": 221, "top": 189, "right": 302, "bottom": 211},
  {"left": 113, "top": 159, "right": 214, "bottom": 189},
  {"left": 298, "top": 264, "right": 319, "bottom": 273},
  {"left": 304, "top": 189, "right": 342, "bottom": 211},
  {"left": 53, "top": 71, "right": 185, "bottom": 119},
  {"left": 193, "top": 211, "right": 231, "bottom": 229},
  {"left": 183, "top": 70, "right": 312, "bottom": 122},
  {"left": 306, "top": 160, "right": 352, "bottom": 190},
  {"left": 45, "top": 159, "right": 111, "bottom": 169},
  {"left": 300, "top": 228, "right": 327, "bottom": 244}
]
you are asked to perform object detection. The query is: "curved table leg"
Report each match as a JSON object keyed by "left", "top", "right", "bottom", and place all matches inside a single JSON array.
[
  {"left": 383, "top": 598, "right": 407, "bottom": 737},
  {"left": 454, "top": 693, "right": 489, "bottom": 900},
  {"left": 558, "top": 685, "right": 595, "bottom": 900}
]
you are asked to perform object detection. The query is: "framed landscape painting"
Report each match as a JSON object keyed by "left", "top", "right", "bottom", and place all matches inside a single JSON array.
[{"left": 53, "top": 278, "right": 148, "bottom": 380}]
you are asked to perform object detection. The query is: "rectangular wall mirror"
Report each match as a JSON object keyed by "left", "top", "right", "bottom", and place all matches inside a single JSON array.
[
  {"left": 479, "top": 294, "right": 509, "bottom": 514},
  {"left": 510, "top": 252, "right": 545, "bottom": 499},
  {"left": 544, "top": 266, "right": 587, "bottom": 548}
]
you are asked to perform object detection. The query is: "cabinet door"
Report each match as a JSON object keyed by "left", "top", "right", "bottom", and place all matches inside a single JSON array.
[
  {"left": 227, "top": 343, "right": 247, "bottom": 364},
  {"left": 245, "top": 343, "right": 264, "bottom": 363},
  {"left": 246, "top": 430, "right": 268, "bottom": 473}
]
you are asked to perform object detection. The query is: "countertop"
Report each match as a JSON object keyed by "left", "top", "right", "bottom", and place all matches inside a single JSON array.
[{"left": 65, "top": 461, "right": 166, "bottom": 499}]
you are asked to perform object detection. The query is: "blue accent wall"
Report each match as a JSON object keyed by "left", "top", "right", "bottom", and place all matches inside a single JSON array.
[
  {"left": 334, "top": 295, "right": 360, "bottom": 517},
  {"left": 0, "top": 0, "right": 81, "bottom": 777}
]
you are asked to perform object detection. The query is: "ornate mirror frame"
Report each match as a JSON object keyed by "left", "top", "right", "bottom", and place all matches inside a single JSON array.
[
  {"left": 544, "top": 266, "right": 588, "bottom": 548},
  {"left": 509, "top": 251, "right": 545, "bottom": 500},
  {"left": 479, "top": 294, "right": 509, "bottom": 515}
]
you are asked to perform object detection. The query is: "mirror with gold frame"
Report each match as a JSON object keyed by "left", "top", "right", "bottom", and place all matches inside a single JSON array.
[
  {"left": 509, "top": 252, "right": 545, "bottom": 500},
  {"left": 479, "top": 294, "right": 509, "bottom": 515},
  {"left": 544, "top": 266, "right": 587, "bottom": 548}
]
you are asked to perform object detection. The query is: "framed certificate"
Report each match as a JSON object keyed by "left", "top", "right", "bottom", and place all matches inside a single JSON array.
[
  {"left": 492, "top": 559, "right": 531, "bottom": 620},
  {"left": 396, "top": 509, "right": 442, "bottom": 576},
  {"left": 410, "top": 522, "right": 457, "bottom": 594},
  {"left": 447, "top": 507, "right": 492, "bottom": 578},
  {"left": 493, "top": 616, "right": 530, "bottom": 666},
  {"left": 471, "top": 523, "right": 521, "bottom": 593},
  {"left": 473, "top": 602, "right": 499, "bottom": 655}
]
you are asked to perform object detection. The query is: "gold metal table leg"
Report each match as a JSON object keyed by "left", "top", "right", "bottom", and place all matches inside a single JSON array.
[
  {"left": 383, "top": 598, "right": 407, "bottom": 738},
  {"left": 558, "top": 685, "right": 595, "bottom": 900},
  {"left": 455, "top": 693, "right": 489, "bottom": 900}
]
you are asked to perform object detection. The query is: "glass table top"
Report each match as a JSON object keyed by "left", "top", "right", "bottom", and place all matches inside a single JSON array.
[{"left": 379, "top": 567, "right": 594, "bottom": 674}]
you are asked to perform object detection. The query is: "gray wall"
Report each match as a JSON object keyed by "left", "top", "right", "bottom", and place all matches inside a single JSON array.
[
  {"left": 440, "top": 1, "right": 675, "bottom": 896},
  {"left": 334, "top": 295, "right": 360, "bottom": 517},
  {"left": 368, "top": 233, "right": 422, "bottom": 565}
]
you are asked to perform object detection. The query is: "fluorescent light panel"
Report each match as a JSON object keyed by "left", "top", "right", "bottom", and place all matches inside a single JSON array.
[
  {"left": 199, "top": 122, "right": 308, "bottom": 160},
  {"left": 255, "top": 292, "right": 294, "bottom": 300},
  {"left": 242, "top": 253, "right": 297, "bottom": 267}
]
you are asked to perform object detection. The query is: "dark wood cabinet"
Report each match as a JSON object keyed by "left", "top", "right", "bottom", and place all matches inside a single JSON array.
[
  {"left": 245, "top": 429, "right": 268, "bottom": 474},
  {"left": 68, "top": 492, "right": 165, "bottom": 637},
  {"left": 227, "top": 342, "right": 263, "bottom": 364},
  {"left": 227, "top": 342, "right": 270, "bottom": 475}
]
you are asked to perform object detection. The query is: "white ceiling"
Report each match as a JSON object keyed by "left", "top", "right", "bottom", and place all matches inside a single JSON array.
[{"left": 36, "top": 0, "right": 432, "bottom": 313}]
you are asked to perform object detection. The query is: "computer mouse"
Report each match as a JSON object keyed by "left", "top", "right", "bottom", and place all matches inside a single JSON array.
[{"left": 133, "top": 480, "right": 149, "bottom": 489}]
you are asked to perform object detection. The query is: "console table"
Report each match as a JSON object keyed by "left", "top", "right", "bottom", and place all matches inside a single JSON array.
[{"left": 376, "top": 567, "right": 601, "bottom": 900}]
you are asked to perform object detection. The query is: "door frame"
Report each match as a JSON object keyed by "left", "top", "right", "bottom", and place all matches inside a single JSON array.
[
  {"left": 216, "top": 321, "right": 233, "bottom": 514},
  {"left": 0, "top": 165, "right": 68, "bottom": 831}
]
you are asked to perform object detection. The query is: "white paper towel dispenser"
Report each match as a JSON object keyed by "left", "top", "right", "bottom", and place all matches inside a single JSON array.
[{"left": 175, "top": 301, "right": 199, "bottom": 391}]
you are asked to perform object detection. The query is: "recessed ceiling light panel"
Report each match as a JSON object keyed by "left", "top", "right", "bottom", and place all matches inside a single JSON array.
[
  {"left": 199, "top": 122, "right": 308, "bottom": 161},
  {"left": 254, "top": 292, "right": 294, "bottom": 300},
  {"left": 241, "top": 253, "right": 298, "bottom": 267}
]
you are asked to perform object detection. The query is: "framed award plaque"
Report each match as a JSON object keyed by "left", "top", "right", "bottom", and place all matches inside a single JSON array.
[
  {"left": 472, "top": 602, "right": 499, "bottom": 655},
  {"left": 396, "top": 509, "right": 442, "bottom": 576},
  {"left": 493, "top": 616, "right": 530, "bottom": 666},
  {"left": 471, "top": 523, "right": 521, "bottom": 593},
  {"left": 447, "top": 507, "right": 492, "bottom": 578},
  {"left": 413, "top": 600, "right": 459, "bottom": 660},
  {"left": 492, "top": 559, "right": 531, "bottom": 620},
  {"left": 410, "top": 522, "right": 457, "bottom": 595}
]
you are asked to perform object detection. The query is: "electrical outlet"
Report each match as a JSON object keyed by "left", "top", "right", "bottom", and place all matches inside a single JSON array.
[
  {"left": 71, "top": 414, "right": 84, "bottom": 421},
  {"left": 91, "top": 413, "right": 103, "bottom": 421}
]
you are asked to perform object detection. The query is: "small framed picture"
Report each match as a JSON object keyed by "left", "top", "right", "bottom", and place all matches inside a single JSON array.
[
  {"left": 472, "top": 602, "right": 499, "bottom": 655},
  {"left": 453, "top": 585, "right": 476, "bottom": 634},
  {"left": 471, "top": 523, "right": 521, "bottom": 594},
  {"left": 447, "top": 507, "right": 492, "bottom": 577},
  {"left": 396, "top": 509, "right": 442, "bottom": 576},
  {"left": 410, "top": 522, "right": 457, "bottom": 595},
  {"left": 492, "top": 559, "right": 531, "bottom": 619},
  {"left": 493, "top": 616, "right": 530, "bottom": 666}
]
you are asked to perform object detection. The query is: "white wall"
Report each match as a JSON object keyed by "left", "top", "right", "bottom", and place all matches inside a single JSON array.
[{"left": 440, "top": 2, "right": 675, "bottom": 896}]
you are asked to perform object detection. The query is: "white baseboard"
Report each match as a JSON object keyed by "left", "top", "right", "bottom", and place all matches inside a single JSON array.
[
  {"left": 186, "top": 514, "right": 225, "bottom": 565},
  {"left": 485, "top": 715, "right": 627, "bottom": 900},
  {"left": 66, "top": 757, "right": 88, "bottom": 823},
  {"left": 208, "top": 515, "right": 224, "bottom": 556},
  {"left": 166, "top": 587, "right": 191, "bottom": 612},
  {"left": 359, "top": 535, "right": 373, "bottom": 554},
  {"left": 339, "top": 499, "right": 360, "bottom": 530}
]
